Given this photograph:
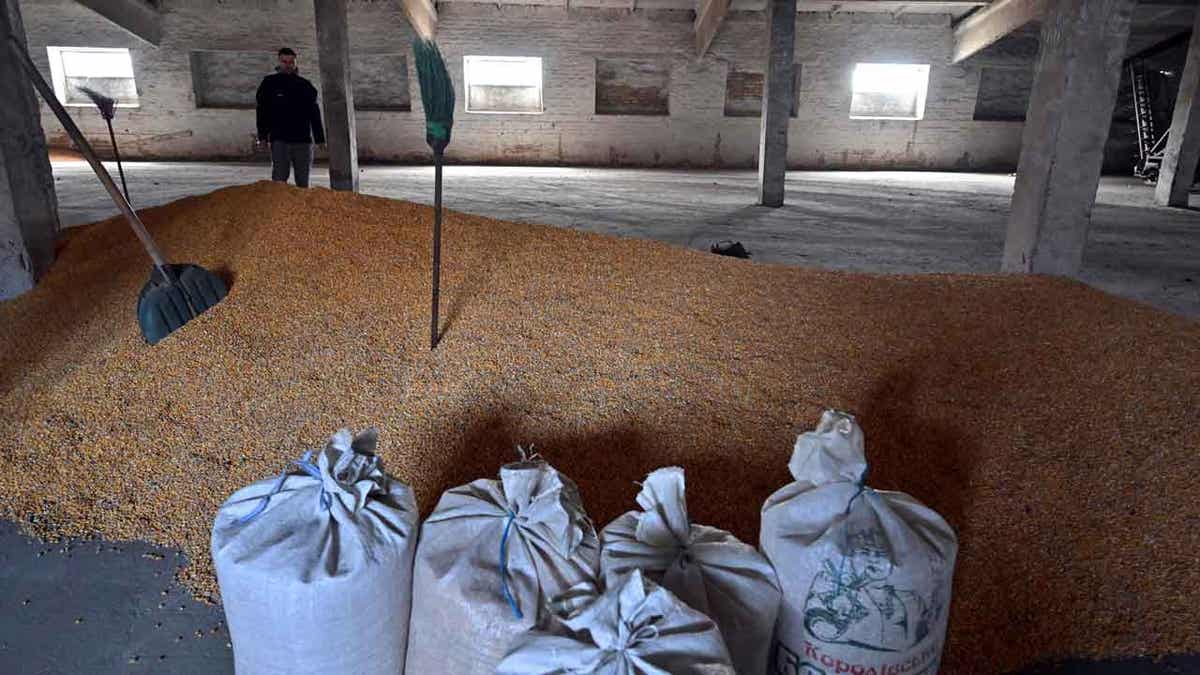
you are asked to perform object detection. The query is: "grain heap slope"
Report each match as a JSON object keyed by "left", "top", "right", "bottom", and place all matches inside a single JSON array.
[{"left": 1, "top": 181, "right": 1197, "bottom": 673}]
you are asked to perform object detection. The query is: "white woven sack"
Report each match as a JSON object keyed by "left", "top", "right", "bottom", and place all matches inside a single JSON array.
[
  {"left": 212, "top": 428, "right": 418, "bottom": 675},
  {"left": 600, "top": 467, "right": 781, "bottom": 674},
  {"left": 404, "top": 456, "right": 600, "bottom": 675},
  {"left": 761, "top": 411, "right": 958, "bottom": 675},
  {"left": 497, "top": 569, "right": 735, "bottom": 675}
]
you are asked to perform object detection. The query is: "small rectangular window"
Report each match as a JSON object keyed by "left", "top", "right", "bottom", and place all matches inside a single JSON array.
[
  {"left": 973, "top": 67, "right": 1032, "bottom": 121},
  {"left": 849, "top": 63, "right": 929, "bottom": 120},
  {"left": 595, "top": 58, "right": 669, "bottom": 116},
  {"left": 353, "top": 53, "right": 411, "bottom": 112},
  {"left": 723, "top": 65, "right": 801, "bottom": 118},
  {"left": 47, "top": 46, "right": 139, "bottom": 107},
  {"left": 463, "top": 55, "right": 543, "bottom": 114}
]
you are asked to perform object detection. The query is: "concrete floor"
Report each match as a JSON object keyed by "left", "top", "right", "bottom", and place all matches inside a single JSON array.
[
  {"left": 4, "top": 162, "right": 1198, "bottom": 674},
  {"left": 49, "top": 161, "right": 1200, "bottom": 318},
  {"left": 0, "top": 521, "right": 229, "bottom": 674}
]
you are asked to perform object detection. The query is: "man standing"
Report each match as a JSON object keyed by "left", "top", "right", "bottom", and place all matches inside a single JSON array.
[{"left": 255, "top": 47, "right": 325, "bottom": 188}]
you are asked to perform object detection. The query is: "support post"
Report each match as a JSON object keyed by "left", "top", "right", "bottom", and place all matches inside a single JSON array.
[
  {"left": 1001, "top": 0, "right": 1135, "bottom": 275},
  {"left": 0, "top": 0, "right": 60, "bottom": 300},
  {"left": 313, "top": 0, "right": 358, "bottom": 192},
  {"left": 758, "top": 0, "right": 797, "bottom": 208},
  {"left": 1155, "top": 9, "right": 1200, "bottom": 207}
]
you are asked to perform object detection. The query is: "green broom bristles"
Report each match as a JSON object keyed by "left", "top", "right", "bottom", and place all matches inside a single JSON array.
[{"left": 413, "top": 38, "right": 454, "bottom": 155}]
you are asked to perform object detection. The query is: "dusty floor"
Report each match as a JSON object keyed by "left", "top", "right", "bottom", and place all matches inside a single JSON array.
[
  {"left": 0, "top": 521, "right": 229, "bottom": 674},
  {"left": 1, "top": 181, "right": 1198, "bottom": 674},
  {"left": 48, "top": 161, "right": 1200, "bottom": 318}
]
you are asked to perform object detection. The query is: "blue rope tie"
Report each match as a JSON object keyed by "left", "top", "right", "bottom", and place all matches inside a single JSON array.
[
  {"left": 236, "top": 451, "right": 331, "bottom": 525},
  {"left": 499, "top": 512, "right": 523, "bottom": 620},
  {"left": 835, "top": 470, "right": 872, "bottom": 594},
  {"left": 843, "top": 468, "right": 870, "bottom": 516}
]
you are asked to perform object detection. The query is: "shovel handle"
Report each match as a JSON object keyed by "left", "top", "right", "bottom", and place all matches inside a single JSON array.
[{"left": 6, "top": 35, "right": 171, "bottom": 277}]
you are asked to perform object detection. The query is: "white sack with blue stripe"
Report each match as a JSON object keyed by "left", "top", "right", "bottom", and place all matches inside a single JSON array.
[
  {"left": 211, "top": 428, "right": 418, "bottom": 675},
  {"left": 404, "top": 455, "right": 601, "bottom": 675}
]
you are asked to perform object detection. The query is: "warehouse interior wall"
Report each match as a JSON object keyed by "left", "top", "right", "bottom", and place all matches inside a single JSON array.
[{"left": 19, "top": 0, "right": 1036, "bottom": 170}]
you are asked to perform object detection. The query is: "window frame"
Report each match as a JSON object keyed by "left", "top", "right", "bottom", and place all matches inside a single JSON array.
[
  {"left": 462, "top": 55, "right": 544, "bottom": 115},
  {"left": 46, "top": 46, "right": 140, "bottom": 109},
  {"left": 848, "top": 62, "right": 930, "bottom": 121}
]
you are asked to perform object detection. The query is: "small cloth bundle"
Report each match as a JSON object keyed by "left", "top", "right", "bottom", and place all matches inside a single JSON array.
[
  {"left": 211, "top": 428, "right": 418, "bottom": 675},
  {"left": 404, "top": 456, "right": 601, "bottom": 674},
  {"left": 600, "top": 467, "right": 780, "bottom": 674},
  {"left": 761, "top": 411, "right": 958, "bottom": 675},
  {"left": 498, "top": 569, "right": 735, "bottom": 674}
]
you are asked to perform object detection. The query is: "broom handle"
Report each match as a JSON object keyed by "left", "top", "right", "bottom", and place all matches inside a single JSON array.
[
  {"left": 6, "top": 35, "right": 171, "bottom": 277},
  {"left": 106, "top": 118, "right": 130, "bottom": 204},
  {"left": 430, "top": 151, "right": 443, "bottom": 350}
]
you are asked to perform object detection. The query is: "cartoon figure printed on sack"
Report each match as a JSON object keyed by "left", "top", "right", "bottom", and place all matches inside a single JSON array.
[{"left": 802, "top": 528, "right": 945, "bottom": 652}]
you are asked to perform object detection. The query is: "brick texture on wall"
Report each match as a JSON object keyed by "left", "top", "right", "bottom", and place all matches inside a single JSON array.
[
  {"left": 724, "top": 70, "right": 762, "bottom": 117},
  {"left": 973, "top": 67, "right": 1034, "bottom": 121},
  {"left": 18, "top": 0, "right": 1027, "bottom": 169},
  {"left": 595, "top": 58, "right": 671, "bottom": 116},
  {"left": 725, "top": 65, "right": 800, "bottom": 118}
]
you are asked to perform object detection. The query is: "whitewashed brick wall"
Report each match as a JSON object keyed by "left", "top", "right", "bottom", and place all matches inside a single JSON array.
[{"left": 19, "top": 0, "right": 1028, "bottom": 169}]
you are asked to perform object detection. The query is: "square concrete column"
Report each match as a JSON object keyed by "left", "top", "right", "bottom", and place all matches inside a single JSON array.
[
  {"left": 1002, "top": 0, "right": 1135, "bottom": 275},
  {"left": 314, "top": 0, "right": 359, "bottom": 192},
  {"left": 0, "top": 0, "right": 60, "bottom": 299},
  {"left": 1155, "top": 8, "right": 1200, "bottom": 208},
  {"left": 758, "top": 0, "right": 797, "bottom": 208}
]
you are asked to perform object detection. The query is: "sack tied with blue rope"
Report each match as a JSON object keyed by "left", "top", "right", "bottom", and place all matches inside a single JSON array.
[
  {"left": 600, "top": 467, "right": 781, "bottom": 675},
  {"left": 760, "top": 411, "right": 958, "bottom": 675},
  {"left": 404, "top": 455, "right": 601, "bottom": 675},
  {"left": 497, "top": 568, "right": 735, "bottom": 674},
  {"left": 211, "top": 428, "right": 419, "bottom": 675}
]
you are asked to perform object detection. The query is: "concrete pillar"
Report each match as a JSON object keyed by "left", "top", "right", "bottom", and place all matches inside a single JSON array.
[
  {"left": 0, "top": 0, "right": 60, "bottom": 300},
  {"left": 758, "top": 0, "right": 796, "bottom": 208},
  {"left": 313, "top": 0, "right": 358, "bottom": 192},
  {"left": 1155, "top": 8, "right": 1200, "bottom": 208},
  {"left": 1001, "top": 0, "right": 1135, "bottom": 275}
]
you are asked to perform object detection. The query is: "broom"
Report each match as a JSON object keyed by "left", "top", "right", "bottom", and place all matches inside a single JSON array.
[
  {"left": 77, "top": 86, "right": 131, "bottom": 204},
  {"left": 413, "top": 37, "right": 454, "bottom": 350}
]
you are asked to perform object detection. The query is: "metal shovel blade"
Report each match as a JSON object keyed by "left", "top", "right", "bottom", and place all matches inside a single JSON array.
[
  {"left": 7, "top": 35, "right": 231, "bottom": 345},
  {"left": 136, "top": 264, "right": 228, "bottom": 345}
]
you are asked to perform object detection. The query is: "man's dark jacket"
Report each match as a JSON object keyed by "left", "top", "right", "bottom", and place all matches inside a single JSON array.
[{"left": 255, "top": 71, "right": 325, "bottom": 144}]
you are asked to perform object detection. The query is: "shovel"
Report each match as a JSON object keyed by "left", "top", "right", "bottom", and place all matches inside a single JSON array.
[
  {"left": 7, "top": 36, "right": 228, "bottom": 345},
  {"left": 76, "top": 85, "right": 130, "bottom": 204}
]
